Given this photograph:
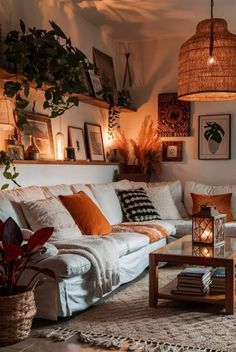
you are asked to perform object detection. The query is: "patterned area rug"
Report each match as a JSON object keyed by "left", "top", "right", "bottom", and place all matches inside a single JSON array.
[{"left": 60, "top": 267, "right": 236, "bottom": 352}]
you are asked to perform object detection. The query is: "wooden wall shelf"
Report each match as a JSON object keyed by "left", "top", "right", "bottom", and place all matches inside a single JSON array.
[
  {"left": 0, "top": 67, "right": 136, "bottom": 113},
  {"left": 13, "top": 160, "right": 119, "bottom": 166}
]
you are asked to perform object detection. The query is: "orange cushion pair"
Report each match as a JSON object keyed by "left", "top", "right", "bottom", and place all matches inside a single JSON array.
[
  {"left": 59, "top": 192, "right": 112, "bottom": 236},
  {"left": 191, "top": 192, "right": 233, "bottom": 222}
]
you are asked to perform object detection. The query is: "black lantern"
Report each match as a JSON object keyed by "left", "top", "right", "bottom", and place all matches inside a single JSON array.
[{"left": 192, "top": 205, "right": 226, "bottom": 246}]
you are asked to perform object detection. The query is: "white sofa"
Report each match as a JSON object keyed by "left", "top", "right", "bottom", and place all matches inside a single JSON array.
[{"left": 1, "top": 179, "right": 235, "bottom": 320}]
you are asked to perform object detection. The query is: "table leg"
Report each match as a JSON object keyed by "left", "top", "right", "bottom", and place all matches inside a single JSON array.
[
  {"left": 149, "top": 254, "right": 158, "bottom": 307},
  {"left": 225, "top": 260, "right": 235, "bottom": 315}
]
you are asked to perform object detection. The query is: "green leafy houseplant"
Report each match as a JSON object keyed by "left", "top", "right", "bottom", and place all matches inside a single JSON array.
[
  {"left": 3, "top": 20, "right": 93, "bottom": 129},
  {"left": 0, "top": 217, "right": 55, "bottom": 344},
  {"left": 0, "top": 150, "right": 20, "bottom": 190}
]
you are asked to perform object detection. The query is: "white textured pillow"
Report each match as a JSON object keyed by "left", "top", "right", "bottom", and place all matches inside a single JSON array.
[
  {"left": 21, "top": 197, "right": 82, "bottom": 242},
  {"left": 149, "top": 180, "right": 187, "bottom": 218},
  {"left": 90, "top": 184, "right": 123, "bottom": 225},
  {"left": 6, "top": 186, "right": 46, "bottom": 202},
  {"left": 147, "top": 185, "right": 181, "bottom": 220}
]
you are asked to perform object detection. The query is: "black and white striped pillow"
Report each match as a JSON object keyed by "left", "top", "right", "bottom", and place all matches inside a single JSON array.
[{"left": 117, "top": 188, "right": 161, "bottom": 222}]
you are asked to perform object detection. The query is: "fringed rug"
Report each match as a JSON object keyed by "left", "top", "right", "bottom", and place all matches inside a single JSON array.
[
  {"left": 58, "top": 267, "right": 236, "bottom": 352},
  {"left": 34, "top": 328, "right": 226, "bottom": 352}
]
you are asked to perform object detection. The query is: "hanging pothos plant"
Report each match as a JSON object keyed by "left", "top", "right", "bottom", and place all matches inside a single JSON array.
[
  {"left": 3, "top": 20, "right": 93, "bottom": 130},
  {"left": 0, "top": 151, "right": 20, "bottom": 190}
]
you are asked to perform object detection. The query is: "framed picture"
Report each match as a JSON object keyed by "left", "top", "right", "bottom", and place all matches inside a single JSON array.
[
  {"left": 162, "top": 141, "right": 183, "bottom": 162},
  {"left": 93, "top": 47, "right": 117, "bottom": 95},
  {"left": 68, "top": 126, "right": 87, "bottom": 161},
  {"left": 8, "top": 144, "right": 24, "bottom": 160},
  {"left": 21, "top": 112, "right": 54, "bottom": 160},
  {"left": 198, "top": 114, "right": 231, "bottom": 160},
  {"left": 85, "top": 123, "right": 105, "bottom": 162},
  {"left": 88, "top": 73, "right": 104, "bottom": 99},
  {"left": 158, "top": 93, "right": 191, "bottom": 137}
]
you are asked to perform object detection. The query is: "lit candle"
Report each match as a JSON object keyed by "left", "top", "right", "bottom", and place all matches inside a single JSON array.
[{"left": 201, "top": 229, "right": 212, "bottom": 242}]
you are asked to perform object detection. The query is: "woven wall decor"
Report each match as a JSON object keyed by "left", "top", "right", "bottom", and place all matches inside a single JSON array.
[
  {"left": 178, "top": 1, "right": 236, "bottom": 101},
  {"left": 158, "top": 93, "right": 190, "bottom": 137}
]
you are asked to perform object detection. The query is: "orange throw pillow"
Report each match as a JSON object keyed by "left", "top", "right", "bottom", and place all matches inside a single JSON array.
[
  {"left": 191, "top": 193, "right": 233, "bottom": 222},
  {"left": 59, "top": 192, "right": 112, "bottom": 236}
]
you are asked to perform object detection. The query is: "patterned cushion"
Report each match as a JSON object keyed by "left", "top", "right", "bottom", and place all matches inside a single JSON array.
[{"left": 117, "top": 188, "right": 160, "bottom": 222}]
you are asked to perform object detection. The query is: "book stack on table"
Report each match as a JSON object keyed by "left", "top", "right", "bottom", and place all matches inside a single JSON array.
[
  {"left": 209, "top": 268, "right": 225, "bottom": 294},
  {"left": 171, "top": 267, "right": 212, "bottom": 296}
]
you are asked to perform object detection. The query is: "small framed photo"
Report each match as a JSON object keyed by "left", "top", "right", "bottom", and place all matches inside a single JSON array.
[
  {"left": 198, "top": 114, "right": 231, "bottom": 160},
  {"left": 68, "top": 126, "right": 87, "bottom": 161},
  {"left": 88, "top": 73, "right": 104, "bottom": 99},
  {"left": 21, "top": 112, "right": 54, "bottom": 160},
  {"left": 162, "top": 141, "right": 183, "bottom": 162},
  {"left": 85, "top": 123, "right": 105, "bottom": 162},
  {"left": 8, "top": 145, "right": 24, "bottom": 160}
]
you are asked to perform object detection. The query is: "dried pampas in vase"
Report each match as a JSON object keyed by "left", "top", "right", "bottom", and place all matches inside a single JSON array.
[{"left": 130, "top": 116, "right": 162, "bottom": 179}]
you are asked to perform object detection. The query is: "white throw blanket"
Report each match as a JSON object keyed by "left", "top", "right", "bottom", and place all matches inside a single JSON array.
[{"left": 53, "top": 236, "right": 120, "bottom": 297}]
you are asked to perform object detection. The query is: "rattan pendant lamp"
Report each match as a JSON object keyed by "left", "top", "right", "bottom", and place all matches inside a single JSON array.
[{"left": 178, "top": 0, "right": 236, "bottom": 101}]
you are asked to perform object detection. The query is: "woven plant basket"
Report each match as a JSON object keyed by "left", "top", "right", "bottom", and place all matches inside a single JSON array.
[{"left": 0, "top": 288, "right": 36, "bottom": 345}]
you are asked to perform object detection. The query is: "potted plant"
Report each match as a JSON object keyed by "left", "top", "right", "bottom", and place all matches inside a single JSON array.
[
  {"left": 0, "top": 150, "right": 20, "bottom": 190},
  {"left": 0, "top": 217, "right": 55, "bottom": 345},
  {"left": 3, "top": 20, "right": 93, "bottom": 129}
]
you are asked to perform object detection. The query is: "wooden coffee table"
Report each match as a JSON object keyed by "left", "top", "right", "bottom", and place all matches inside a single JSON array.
[{"left": 149, "top": 235, "right": 236, "bottom": 314}]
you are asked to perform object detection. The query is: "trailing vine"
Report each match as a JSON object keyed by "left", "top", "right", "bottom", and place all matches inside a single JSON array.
[
  {"left": 3, "top": 20, "right": 93, "bottom": 129},
  {"left": 0, "top": 151, "right": 20, "bottom": 190}
]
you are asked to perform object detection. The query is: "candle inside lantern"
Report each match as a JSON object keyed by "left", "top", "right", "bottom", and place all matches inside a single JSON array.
[{"left": 200, "top": 228, "right": 212, "bottom": 243}]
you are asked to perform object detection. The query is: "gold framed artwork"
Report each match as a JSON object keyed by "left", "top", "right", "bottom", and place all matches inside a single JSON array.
[
  {"left": 68, "top": 126, "right": 87, "bottom": 161},
  {"left": 85, "top": 123, "right": 105, "bottom": 162},
  {"left": 162, "top": 141, "right": 183, "bottom": 162},
  {"left": 21, "top": 112, "right": 54, "bottom": 160},
  {"left": 158, "top": 93, "right": 190, "bottom": 137},
  {"left": 198, "top": 114, "right": 231, "bottom": 160}
]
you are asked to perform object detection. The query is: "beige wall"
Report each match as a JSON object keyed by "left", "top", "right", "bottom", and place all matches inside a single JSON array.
[{"left": 119, "top": 38, "right": 236, "bottom": 186}]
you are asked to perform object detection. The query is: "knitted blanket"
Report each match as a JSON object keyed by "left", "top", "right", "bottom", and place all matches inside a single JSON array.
[{"left": 54, "top": 236, "right": 120, "bottom": 297}]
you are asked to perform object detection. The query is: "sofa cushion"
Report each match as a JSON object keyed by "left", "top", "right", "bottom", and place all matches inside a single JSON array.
[
  {"left": 90, "top": 184, "right": 123, "bottom": 225},
  {"left": 59, "top": 192, "right": 112, "bottom": 236},
  {"left": 184, "top": 181, "right": 236, "bottom": 218},
  {"left": 0, "top": 192, "right": 28, "bottom": 228},
  {"left": 118, "top": 188, "right": 161, "bottom": 222},
  {"left": 165, "top": 219, "right": 192, "bottom": 237},
  {"left": 149, "top": 180, "right": 188, "bottom": 218},
  {"left": 108, "top": 180, "right": 132, "bottom": 191},
  {"left": 147, "top": 185, "right": 181, "bottom": 220},
  {"left": 225, "top": 222, "right": 236, "bottom": 237},
  {"left": 6, "top": 186, "right": 46, "bottom": 202},
  {"left": 109, "top": 232, "right": 149, "bottom": 257},
  {"left": 37, "top": 254, "right": 91, "bottom": 278},
  {"left": 21, "top": 197, "right": 82, "bottom": 242},
  {"left": 131, "top": 181, "right": 148, "bottom": 190},
  {"left": 191, "top": 192, "right": 233, "bottom": 222},
  {"left": 43, "top": 184, "right": 73, "bottom": 198},
  {"left": 70, "top": 184, "right": 100, "bottom": 207}
]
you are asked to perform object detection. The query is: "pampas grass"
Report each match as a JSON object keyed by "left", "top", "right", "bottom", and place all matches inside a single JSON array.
[
  {"left": 114, "top": 117, "right": 162, "bottom": 178},
  {"left": 130, "top": 116, "right": 162, "bottom": 177}
]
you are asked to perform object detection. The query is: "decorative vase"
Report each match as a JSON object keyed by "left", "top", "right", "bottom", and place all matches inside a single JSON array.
[
  {"left": 26, "top": 136, "right": 40, "bottom": 160},
  {"left": 0, "top": 288, "right": 36, "bottom": 345}
]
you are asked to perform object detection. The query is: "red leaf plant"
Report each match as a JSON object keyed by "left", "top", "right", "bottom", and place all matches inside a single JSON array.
[{"left": 0, "top": 217, "right": 56, "bottom": 296}]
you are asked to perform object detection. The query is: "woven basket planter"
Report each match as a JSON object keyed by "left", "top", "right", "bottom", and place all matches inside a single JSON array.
[{"left": 0, "top": 289, "right": 36, "bottom": 345}]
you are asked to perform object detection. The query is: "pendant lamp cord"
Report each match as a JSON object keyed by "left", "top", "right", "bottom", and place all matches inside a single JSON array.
[{"left": 210, "top": 0, "right": 214, "bottom": 57}]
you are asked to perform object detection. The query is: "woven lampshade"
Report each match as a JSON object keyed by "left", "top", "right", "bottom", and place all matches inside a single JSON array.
[{"left": 178, "top": 18, "right": 236, "bottom": 101}]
